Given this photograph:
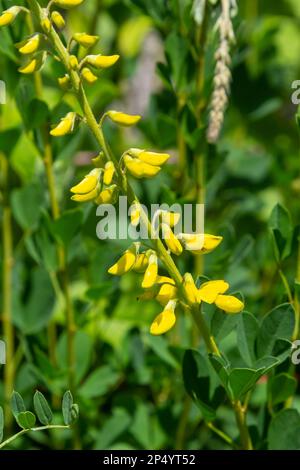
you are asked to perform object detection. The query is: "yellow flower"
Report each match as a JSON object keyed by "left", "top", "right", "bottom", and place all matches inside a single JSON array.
[
  {"left": 197, "top": 280, "right": 229, "bottom": 304},
  {"left": 137, "top": 151, "right": 170, "bottom": 166},
  {"left": 142, "top": 253, "right": 158, "bottom": 289},
  {"left": 69, "top": 55, "right": 78, "bottom": 70},
  {"left": 53, "top": 0, "right": 85, "bottom": 9},
  {"left": 124, "top": 155, "right": 160, "bottom": 179},
  {"left": 71, "top": 186, "right": 99, "bottom": 202},
  {"left": 50, "top": 112, "right": 77, "bottom": 137},
  {"left": 17, "top": 34, "right": 42, "bottom": 55},
  {"left": 70, "top": 168, "right": 101, "bottom": 195},
  {"left": 73, "top": 33, "right": 99, "bottom": 48},
  {"left": 150, "top": 300, "right": 177, "bottom": 335},
  {"left": 41, "top": 18, "right": 51, "bottom": 33},
  {"left": 178, "top": 233, "right": 223, "bottom": 254},
  {"left": 86, "top": 54, "right": 119, "bottom": 69},
  {"left": 103, "top": 161, "right": 115, "bottom": 185},
  {"left": 215, "top": 295, "right": 244, "bottom": 314},
  {"left": 81, "top": 67, "right": 98, "bottom": 84},
  {"left": 156, "top": 283, "right": 177, "bottom": 306},
  {"left": 107, "top": 111, "right": 141, "bottom": 127},
  {"left": 155, "top": 276, "right": 175, "bottom": 285},
  {"left": 130, "top": 204, "right": 141, "bottom": 227},
  {"left": 160, "top": 210, "right": 181, "bottom": 227},
  {"left": 0, "top": 6, "right": 21, "bottom": 27},
  {"left": 183, "top": 273, "right": 199, "bottom": 304},
  {"left": 58, "top": 74, "right": 70, "bottom": 90},
  {"left": 18, "top": 53, "right": 46, "bottom": 74},
  {"left": 95, "top": 185, "right": 118, "bottom": 205},
  {"left": 132, "top": 253, "right": 149, "bottom": 273},
  {"left": 108, "top": 244, "right": 138, "bottom": 276},
  {"left": 161, "top": 223, "right": 183, "bottom": 256},
  {"left": 51, "top": 11, "right": 65, "bottom": 29}
]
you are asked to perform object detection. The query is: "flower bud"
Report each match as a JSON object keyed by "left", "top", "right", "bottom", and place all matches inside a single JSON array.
[
  {"left": 215, "top": 295, "right": 244, "bottom": 314},
  {"left": 53, "top": 0, "right": 85, "bottom": 9},
  {"left": 86, "top": 54, "right": 119, "bottom": 69},
  {"left": 142, "top": 254, "right": 158, "bottom": 289},
  {"left": 71, "top": 185, "right": 100, "bottom": 202},
  {"left": 107, "top": 111, "right": 140, "bottom": 127},
  {"left": 50, "top": 112, "right": 77, "bottom": 137},
  {"left": 18, "top": 53, "right": 46, "bottom": 74},
  {"left": 95, "top": 185, "right": 118, "bottom": 205},
  {"left": 103, "top": 161, "right": 115, "bottom": 186},
  {"left": 81, "top": 67, "right": 98, "bottom": 84},
  {"left": 0, "top": 6, "right": 22, "bottom": 27},
  {"left": 69, "top": 55, "right": 78, "bottom": 70},
  {"left": 51, "top": 11, "right": 65, "bottom": 29},
  {"left": 17, "top": 34, "right": 42, "bottom": 55},
  {"left": 70, "top": 168, "right": 101, "bottom": 195},
  {"left": 108, "top": 244, "right": 138, "bottom": 276},
  {"left": 130, "top": 204, "right": 141, "bottom": 227},
  {"left": 58, "top": 74, "right": 71, "bottom": 90},
  {"left": 41, "top": 18, "right": 51, "bottom": 33},
  {"left": 150, "top": 300, "right": 177, "bottom": 335},
  {"left": 161, "top": 223, "right": 183, "bottom": 256},
  {"left": 73, "top": 32, "right": 99, "bottom": 48}
]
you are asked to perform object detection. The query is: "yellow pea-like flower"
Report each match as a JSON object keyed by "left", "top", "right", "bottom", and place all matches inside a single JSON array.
[
  {"left": 95, "top": 185, "right": 118, "bottom": 205},
  {"left": 132, "top": 253, "right": 149, "bottom": 273},
  {"left": 124, "top": 155, "right": 161, "bottom": 179},
  {"left": 138, "top": 151, "right": 170, "bottom": 166},
  {"left": 197, "top": 280, "right": 229, "bottom": 304},
  {"left": 41, "top": 18, "right": 51, "bottom": 33},
  {"left": 0, "top": 6, "right": 21, "bottom": 27},
  {"left": 142, "top": 254, "right": 158, "bottom": 289},
  {"left": 150, "top": 300, "right": 177, "bottom": 335},
  {"left": 160, "top": 210, "right": 181, "bottom": 227},
  {"left": 69, "top": 55, "right": 78, "bottom": 70},
  {"left": 108, "top": 244, "right": 138, "bottom": 276},
  {"left": 178, "top": 233, "right": 223, "bottom": 254},
  {"left": 161, "top": 223, "right": 183, "bottom": 256},
  {"left": 18, "top": 53, "right": 45, "bottom": 74},
  {"left": 70, "top": 168, "right": 101, "bottom": 195},
  {"left": 92, "top": 152, "right": 106, "bottom": 168},
  {"left": 103, "top": 161, "right": 115, "bottom": 185},
  {"left": 156, "top": 283, "right": 177, "bottom": 306},
  {"left": 71, "top": 185, "right": 99, "bottom": 202},
  {"left": 50, "top": 112, "right": 77, "bottom": 137},
  {"left": 51, "top": 11, "right": 65, "bottom": 29},
  {"left": 81, "top": 67, "right": 98, "bottom": 84},
  {"left": 130, "top": 204, "right": 141, "bottom": 227},
  {"left": 86, "top": 54, "right": 119, "bottom": 69},
  {"left": 58, "top": 74, "right": 70, "bottom": 90},
  {"left": 73, "top": 33, "right": 99, "bottom": 48},
  {"left": 155, "top": 276, "right": 175, "bottom": 285},
  {"left": 17, "top": 34, "right": 41, "bottom": 55},
  {"left": 215, "top": 295, "right": 244, "bottom": 314},
  {"left": 53, "top": 0, "right": 85, "bottom": 9},
  {"left": 183, "top": 273, "right": 199, "bottom": 304},
  {"left": 107, "top": 111, "right": 141, "bottom": 127}
]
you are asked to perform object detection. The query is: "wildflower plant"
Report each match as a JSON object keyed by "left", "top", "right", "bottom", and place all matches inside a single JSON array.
[{"left": 0, "top": 0, "right": 299, "bottom": 452}]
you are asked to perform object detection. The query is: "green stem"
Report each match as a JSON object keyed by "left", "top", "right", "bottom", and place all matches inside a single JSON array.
[
  {"left": 232, "top": 401, "right": 253, "bottom": 450},
  {"left": 0, "top": 424, "right": 69, "bottom": 450},
  {"left": 1, "top": 156, "right": 14, "bottom": 431},
  {"left": 207, "top": 421, "right": 240, "bottom": 450},
  {"left": 278, "top": 268, "right": 294, "bottom": 305},
  {"left": 292, "top": 238, "right": 300, "bottom": 340}
]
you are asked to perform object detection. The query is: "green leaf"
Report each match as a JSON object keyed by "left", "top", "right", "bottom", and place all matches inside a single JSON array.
[
  {"left": 16, "top": 411, "right": 36, "bottom": 430},
  {"left": 11, "top": 391, "right": 26, "bottom": 418},
  {"left": 56, "top": 331, "right": 93, "bottom": 385},
  {"left": 256, "top": 303, "right": 295, "bottom": 358},
  {"left": 78, "top": 366, "right": 120, "bottom": 399},
  {"left": 145, "top": 334, "right": 178, "bottom": 368},
  {"left": 94, "top": 408, "right": 131, "bottom": 449},
  {"left": 210, "top": 308, "right": 238, "bottom": 341},
  {"left": 269, "top": 204, "right": 293, "bottom": 260},
  {"left": 0, "top": 128, "right": 22, "bottom": 155},
  {"left": 268, "top": 373, "right": 297, "bottom": 406},
  {"left": 236, "top": 312, "right": 259, "bottom": 366},
  {"left": 62, "top": 391, "right": 73, "bottom": 426},
  {"left": 183, "top": 350, "right": 225, "bottom": 421},
  {"left": 33, "top": 391, "right": 53, "bottom": 425},
  {"left": 228, "top": 368, "right": 262, "bottom": 400},
  {"left": 268, "top": 409, "right": 300, "bottom": 449},
  {"left": 11, "top": 183, "right": 45, "bottom": 231},
  {"left": 26, "top": 99, "right": 50, "bottom": 130},
  {"left": 0, "top": 406, "right": 3, "bottom": 443},
  {"left": 51, "top": 209, "right": 84, "bottom": 246}
]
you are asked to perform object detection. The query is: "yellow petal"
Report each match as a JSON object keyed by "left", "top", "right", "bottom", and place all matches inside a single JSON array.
[
  {"left": 51, "top": 11, "right": 66, "bottom": 29},
  {"left": 69, "top": 55, "right": 78, "bottom": 69},
  {"left": 150, "top": 301, "right": 177, "bottom": 335},
  {"left": 161, "top": 224, "right": 183, "bottom": 256},
  {"left": 142, "top": 254, "right": 158, "bottom": 288},
  {"left": 73, "top": 33, "right": 99, "bottom": 48},
  {"left": 71, "top": 185, "right": 99, "bottom": 202},
  {"left": 124, "top": 155, "right": 161, "bottom": 179},
  {"left": 81, "top": 67, "right": 98, "bottom": 84},
  {"left": 132, "top": 253, "right": 149, "bottom": 273},
  {"left": 160, "top": 210, "right": 181, "bottom": 227},
  {"left": 41, "top": 18, "right": 51, "bottom": 33},
  {"left": 18, "top": 34, "right": 40, "bottom": 55},
  {"left": 155, "top": 276, "right": 175, "bottom": 285},
  {"left": 130, "top": 205, "right": 141, "bottom": 227},
  {"left": 58, "top": 74, "right": 70, "bottom": 90},
  {"left": 108, "top": 245, "right": 137, "bottom": 275},
  {"left": 138, "top": 151, "right": 170, "bottom": 166},
  {"left": 0, "top": 7, "right": 20, "bottom": 27},
  {"left": 183, "top": 273, "right": 199, "bottom": 304},
  {"left": 71, "top": 169, "right": 100, "bottom": 194},
  {"left": 107, "top": 111, "right": 141, "bottom": 127},
  {"left": 95, "top": 185, "right": 118, "bottom": 204},
  {"left": 50, "top": 112, "right": 77, "bottom": 137},
  {"left": 198, "top": 280, "right": 229, "bottom": 304},
  {"left": 53, "top": 0, "right": 84, "bottom": 9},
  {"left": 178, "top": 233, "right": 223, "bottom": 254},
  {"left": 215, "top": 295, "right": 244, "bottom": 314},
  {"left": 202, "top": 234, "right": 223, "bottom": 254},
  {"left": 156, "top": 283, "right": 177, "bottom": 306},
  {"left": 103, "top": 161, "right": 115, "bottom": 185},
  {"left": 18, "top": 53, "right": 45, "bottom": 74},
  {"left": 87, "top": 54, "right": 119, "bottom": 69}
]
